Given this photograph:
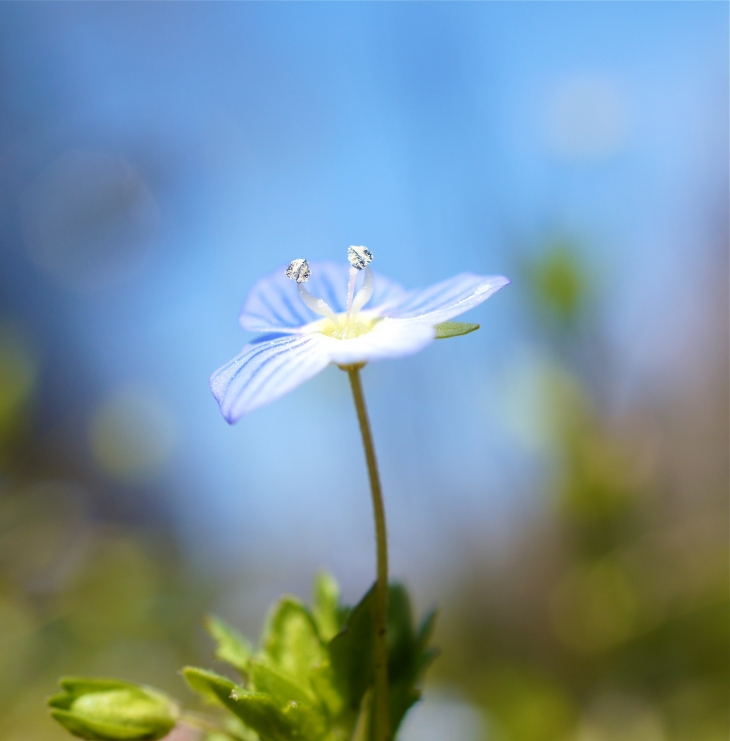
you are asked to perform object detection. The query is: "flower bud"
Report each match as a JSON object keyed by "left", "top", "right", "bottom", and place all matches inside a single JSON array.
[
  {"left": 347, "top": 246, "right": 373, "bottom": 270},
  {"left": 48, "top": 677, "right": 179, "bottom": 741},
  {"left": 285, "top": 258, "right": 311, "bottom": 283}
]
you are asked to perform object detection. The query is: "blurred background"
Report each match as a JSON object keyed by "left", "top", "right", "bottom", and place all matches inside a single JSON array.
[{"left": 0, "top": 3, "right": 727, "bottom": 740}]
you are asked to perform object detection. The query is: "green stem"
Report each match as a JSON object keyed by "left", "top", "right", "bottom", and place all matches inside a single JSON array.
[{"left": 346, "top": 365, "right": 390, "bottom": 741}]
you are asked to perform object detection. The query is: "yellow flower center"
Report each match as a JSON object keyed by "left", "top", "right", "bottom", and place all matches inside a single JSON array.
[{"left": 320, "top": 314, "right": 379, "bottom": 340}]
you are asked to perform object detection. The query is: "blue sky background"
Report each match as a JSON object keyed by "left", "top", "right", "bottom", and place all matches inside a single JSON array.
[{"left": 0, "top": 3, "right": 726, "bottom": 614}]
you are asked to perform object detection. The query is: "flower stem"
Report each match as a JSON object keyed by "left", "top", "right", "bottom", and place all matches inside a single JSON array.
[{"left": 346, "top": 365, "right": 390, "bottom": 741}]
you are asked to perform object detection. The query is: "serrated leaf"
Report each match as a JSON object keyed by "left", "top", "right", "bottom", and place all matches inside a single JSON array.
[
  {"left": 205, "top": 615, "right": 252, "bottom": 676},
  {"left": 434, "top": 322, "right": 480, "bottom": 339},
  {"left": 311, "top": 572, "right": 343, "bottom": 643},
  {"left": 262, "top": 597, "right": 327, "bottom": 687}
]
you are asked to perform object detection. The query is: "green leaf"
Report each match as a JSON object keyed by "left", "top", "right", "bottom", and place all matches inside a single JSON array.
[
  {"left": 204, "top": 615, "right": 252, "bottom": 676},
  {"left": 183, "top": 667, "right": 327, "bottom": 741},
  {"left": 327, "top": 586, "right": 375, "bottom": 715},
  {"left": 182, "top": 667, "right": 242, "bottom": 709},
  {"left": 249, "top": 662, "right": 328, "bottom": 740},
  {"left": 262, "top": 597, "right": 327, "bottom": 687},
  {"left": 48, "top": 677, "right": 179, "bottom": 741},
  {"left": 228, "top": 694, "right": 295, "bottom": 741},
  {"left": 434, "top": 322, "right": 480, "bottom": 339},
  {"left": 384, "top": 588, "right": 439, "bottom": 738},
  {"left": 248, "top": 660, "right": 317, "bottom": 707},
  {"left": 311, "top": 572, "right": 344, "bottom": 643}
]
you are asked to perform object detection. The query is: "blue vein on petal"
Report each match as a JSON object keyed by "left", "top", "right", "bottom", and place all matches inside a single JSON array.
[
  {"left": 274, "top": 284, "right": 307, "bottom": 324},
  {"left": 222, "top": 336, "right": 312, "bottom": 413},
  {"left": 319, "top": 276, "right": 342, "bottom": 314},
  {"left": 243, "top": 338, "right": 322, "bottom": 408},
  {"left": 235, "top": 337, "right": 326, "bottom": 416},
  {"left": 388, "top": 284, "right": 453, "bottom": 315},
  {"left": 401, "top": 282, "right": 463, "bottom": 313},
  {"left": 397, "top": 278, "right": 478, "bottom": 315},
  {"left": 236, "top": 342, "right": 300, "bottom": 399},
  {"left": 256, "top": 288, "right": 295, "bottom": 327}
]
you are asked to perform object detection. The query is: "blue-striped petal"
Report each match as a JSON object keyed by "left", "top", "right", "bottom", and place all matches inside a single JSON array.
[
  {"left": 239, "top": 262, "right": 406, "bottom": 332},
  {"left": 210, "top": 334, "right": 330, "bottom": 422},
  {"left": 381, "top": 273, "right": 510, "bottom": 324}
]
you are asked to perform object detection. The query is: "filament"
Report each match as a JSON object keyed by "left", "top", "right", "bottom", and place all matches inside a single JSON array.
[
  {"left": 350, "top": 266, "right": 375, "bottom": 315},
  {"left": 297, "top": 283, "right": 338, "bottom": 323}
]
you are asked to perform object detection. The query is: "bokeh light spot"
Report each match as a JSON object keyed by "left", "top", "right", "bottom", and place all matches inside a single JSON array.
[{"left": 90, "top": 387, "right": 176, "bottom": 482}]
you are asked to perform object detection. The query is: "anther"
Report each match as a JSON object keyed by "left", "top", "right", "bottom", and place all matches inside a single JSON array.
[
  {"left": 348, "top": 246, "right": 373, "bottom": 270},
  {"left": 286, "top": 258, "right": 311, "bottom": 283},
  {"left": 286, "top": 258, "right": 338, "bottom": 323}
]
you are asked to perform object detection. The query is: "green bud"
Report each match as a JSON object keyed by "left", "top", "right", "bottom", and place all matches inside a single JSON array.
[{"left": 48, "top": 677, "right": 179, "bottom": 741}]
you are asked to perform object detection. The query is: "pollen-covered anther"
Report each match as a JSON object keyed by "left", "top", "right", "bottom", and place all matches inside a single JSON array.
[
  {"left": 348, "top": 246, "right": 373, "bottom": 270},
  {"left": 286, "top": 258, "right": 311, "bottom": 283}
]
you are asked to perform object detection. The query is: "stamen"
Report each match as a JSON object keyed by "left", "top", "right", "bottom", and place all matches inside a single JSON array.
[
  {"left": 347, "top": 246, "right": 374, "bottom": 319},
  {"left": 285, "top": 258, "right": 311, "bottom": 283},
  {"left": 297, "top": 283, "right": 338, "bottom": 323},
  {"left": 350, "top": 266, "right": 375, "bottom": 315},
  {"left": 348, "top": 246, "right": 373, "bottom": 270},
  {"left": 285, "top": 258, "right": 338, "bottom": 323},
  {"left": 346, "top": 266, "right": 358, "bottom": 319}
]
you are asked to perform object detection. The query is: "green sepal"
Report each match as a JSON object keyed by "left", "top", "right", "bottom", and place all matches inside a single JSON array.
[
  {"left": 47, "top": 677, "right": 179, "bottom": 741},
  {"left": 204, "top": 615, "right": 252, "bottom": 676},
  {"left": 434, "top": 321, "right": 480, "bottom": 339}
]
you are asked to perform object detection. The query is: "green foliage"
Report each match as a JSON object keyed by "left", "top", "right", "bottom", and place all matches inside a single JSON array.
[
  {"left": 434, "top": 321, "right": 480, "bottom": 339},
  {"left": 381, "top": 585, "right": 439, "bottom": 738},
  {"left": 185, "top": 575, "right": 437, "bottom": 741},
  {"left": 47, "top": 678, "right": 179, "bottom": 741},
  {"left": 49, "top": 575, "right": 437, "bottom": 741},
  {"left": 311, "top": 572, "right": 346, "bottom": 643},
  {"left": 204, "top": 616, "right": 252, "bottom": 677}
]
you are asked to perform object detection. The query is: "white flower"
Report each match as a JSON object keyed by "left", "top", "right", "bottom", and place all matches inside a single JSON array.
[{"left": 211, "top": 255, "right": 509, "bottom": 422}]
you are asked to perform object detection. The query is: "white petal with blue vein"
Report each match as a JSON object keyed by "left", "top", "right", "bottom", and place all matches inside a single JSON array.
[
  {"left": 210, "top": 334, "right": 330, "bottom": 422},
  {"left": 383, "top": 273, "right": 510, "bottom": 324}
]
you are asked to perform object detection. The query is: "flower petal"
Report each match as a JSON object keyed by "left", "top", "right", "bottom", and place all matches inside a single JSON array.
[
  {"left": 210, "top": 334, "right": 330, "bottom": 422},
  {"left": 323, "top": 319, "right": 435, "bottom": 366},
  {"left": 381, "top": 273, "right": 510, "bottom": 324},
  {"left": 239, "top": 262, "right": 406, "bottom": 332}
]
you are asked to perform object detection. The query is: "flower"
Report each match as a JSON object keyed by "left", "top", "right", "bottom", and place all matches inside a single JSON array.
[{"left": 211, "top": 251, "right": 509, "bottom": 422}]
